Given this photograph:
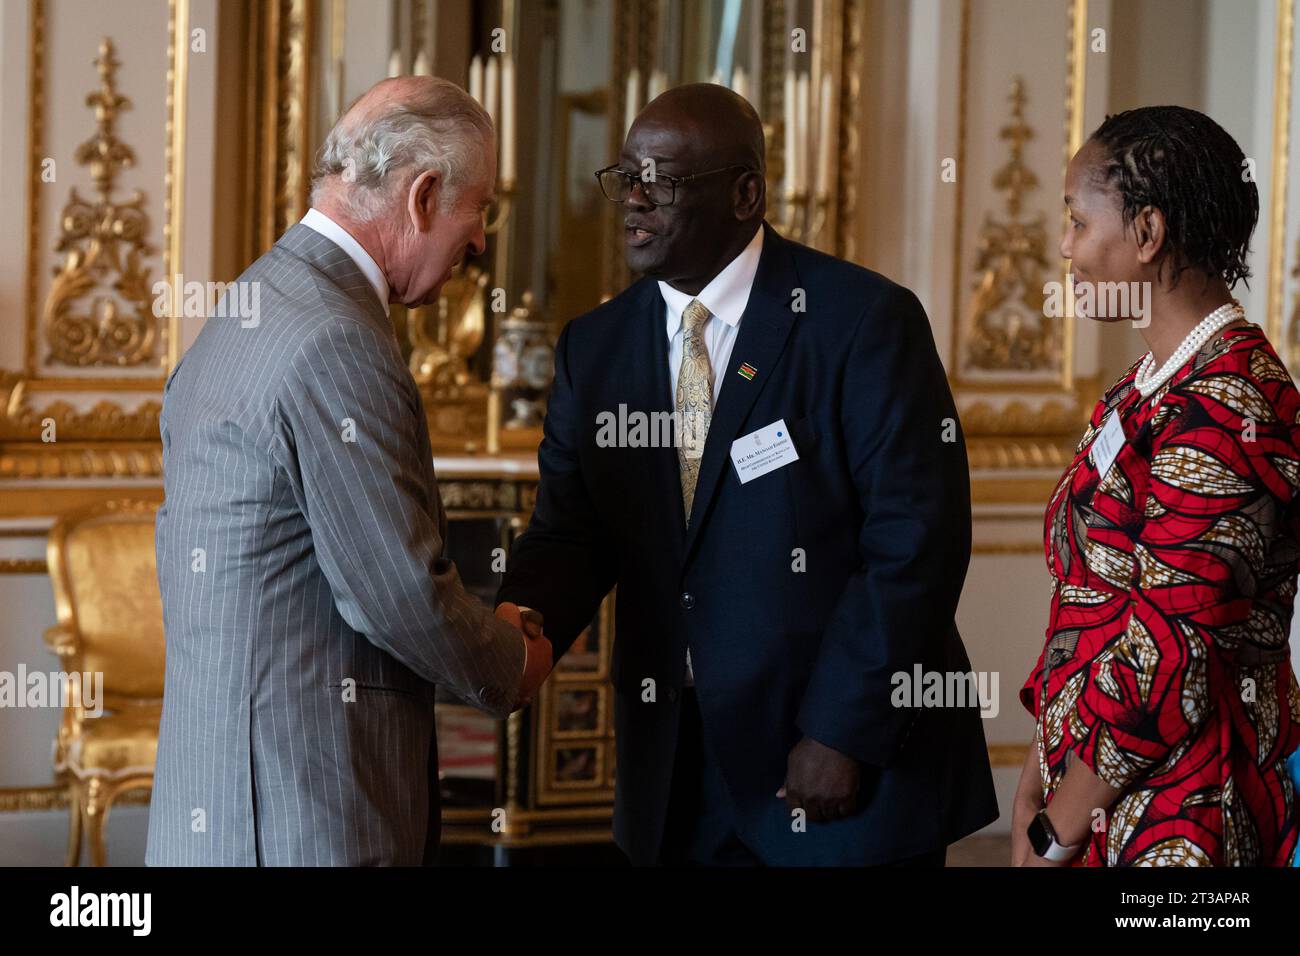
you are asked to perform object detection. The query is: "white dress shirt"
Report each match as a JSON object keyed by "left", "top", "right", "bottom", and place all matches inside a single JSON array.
[
  {"left": 658, "top": 224, "right": 764, "bottom": 686},
  {"left": 300, "top": 208, "right": 390, "bottom": 314},
  {"left": 659, "top": 224, "right": 764, "bottom": 404}
]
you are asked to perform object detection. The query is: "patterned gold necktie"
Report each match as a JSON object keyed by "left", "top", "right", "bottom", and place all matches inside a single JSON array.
[{"left": 676, "top": 299, "right": 714, "bottom": 525}]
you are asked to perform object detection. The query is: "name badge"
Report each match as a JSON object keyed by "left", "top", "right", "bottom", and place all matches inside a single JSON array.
[
  {"left": 730, "top": 418, "right": 800, "bottom": 484},
  {"left": 1089, "top": 412, "right": 1125, "bottom": 479}
]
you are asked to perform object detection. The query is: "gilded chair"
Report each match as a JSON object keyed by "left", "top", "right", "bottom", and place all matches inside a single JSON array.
[{"left": 43, "top": 498, "right": 164, "bottom": 866}]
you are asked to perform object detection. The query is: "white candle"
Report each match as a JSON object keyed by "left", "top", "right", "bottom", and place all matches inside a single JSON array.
[
  {"left": 484, "top": 56, "right": 500, "bottom": 128},
  {"left": 795, "top": 72, "right": 810, "bottom": 194},
  {"left": 469, "top": 55, "right": 483, "bottom": 105},
  {"left": 783, "top": 69, "right": 796, "bottom": 197},
  {"left": 625, "top": 68, "right": 640, "bottom": 135},
  {"left": 732, "top": 65, "right": 748, "bottom": 103},
  {"left": 817, "top": 73, "right": 833, "bottom": 196},
  {"left": 710, "top": 68, "right": 723, "bottom": 86},
  {"left": 501, "top": 54, "right": 516, "bottom": 184},
  {"left": 413, "top": 50, "right": 430, "bottom": 76},
  {"left": 648, "top": 68, "right": 667, "bottom": 102},
  {"left": 387, "top": 49, "right": 403, "bottom": 78}
]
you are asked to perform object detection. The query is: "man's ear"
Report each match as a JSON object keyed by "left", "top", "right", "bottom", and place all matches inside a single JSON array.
[
  {"left": 735, "top": 170, "right": 764, "bottom": 221},
  {"left": 408, "top": 169, "right": 440, "bottom": 231}
]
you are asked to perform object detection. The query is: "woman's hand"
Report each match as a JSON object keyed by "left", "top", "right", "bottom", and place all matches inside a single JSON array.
[
  {"left": 1010, "top": 739, "right": 1045, "bottom": 866},
  {"left": 1011, "top": 797, "right": 1041, "bottom": 866}
]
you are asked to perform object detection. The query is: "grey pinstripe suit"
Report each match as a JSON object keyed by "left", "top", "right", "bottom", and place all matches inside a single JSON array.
[{"left": 146, "top": 223, "right": 525, "bottom": 866}]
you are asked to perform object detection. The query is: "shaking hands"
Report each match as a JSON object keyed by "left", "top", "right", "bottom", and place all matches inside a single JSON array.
[{"left": 495, "top": 602, "right": 552, "bottom": 710}]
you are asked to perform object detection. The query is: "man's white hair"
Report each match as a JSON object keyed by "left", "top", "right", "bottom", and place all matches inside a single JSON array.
[{"left": 310, "top": 77, "right": 494, "bottom": 221}]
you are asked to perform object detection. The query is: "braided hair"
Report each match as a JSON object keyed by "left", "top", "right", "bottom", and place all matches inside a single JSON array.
[{"left": 1088, "top": 106, "right": 1258, "bottom": 290}]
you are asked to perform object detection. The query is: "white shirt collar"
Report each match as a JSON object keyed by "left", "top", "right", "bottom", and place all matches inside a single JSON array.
[
  {"left": 658, "top": 224, "right": 764, "bottom": 336},
  {"left": 300, "top": 207, "right": 390, "bottom": 314}
]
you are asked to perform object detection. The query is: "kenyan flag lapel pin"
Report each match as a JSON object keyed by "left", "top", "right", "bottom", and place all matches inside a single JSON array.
[{"left": 737, "top": 362, "right": 758, "bottom": 381}]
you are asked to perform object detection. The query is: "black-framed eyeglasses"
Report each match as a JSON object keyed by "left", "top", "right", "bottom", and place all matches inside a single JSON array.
[{"left": 594, "top": 164, "right": 756, "bottom": 207}]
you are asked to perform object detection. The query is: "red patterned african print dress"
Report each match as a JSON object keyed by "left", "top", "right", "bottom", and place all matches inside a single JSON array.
[{"left": 1021, "top": 323, "right": 1300, "bottom": 866}]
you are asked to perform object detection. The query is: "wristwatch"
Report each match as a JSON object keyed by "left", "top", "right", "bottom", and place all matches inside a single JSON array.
[{"left": 1027, "top": 808, "right": 1081, "bottom": 862}]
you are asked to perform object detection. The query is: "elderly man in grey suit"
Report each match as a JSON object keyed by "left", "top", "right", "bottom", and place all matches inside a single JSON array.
[{"left": 146, "top": 76, "right": 551, "bottom": 866}]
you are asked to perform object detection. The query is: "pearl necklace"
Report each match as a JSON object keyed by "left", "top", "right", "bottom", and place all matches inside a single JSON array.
[{"left": 1134, "top": 301, "right": 1245, "bottom": 398}]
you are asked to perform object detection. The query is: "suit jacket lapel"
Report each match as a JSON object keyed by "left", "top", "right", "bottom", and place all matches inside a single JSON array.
[
  {"left": 629, "top": 279, "right": 688, "bottom": 559},
  {"left": 682, "top": 223, "right": 799, "bottom": 563}
]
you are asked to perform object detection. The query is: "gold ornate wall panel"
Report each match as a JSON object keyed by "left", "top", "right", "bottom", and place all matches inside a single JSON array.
[
  {"left": 43, "top": 39, "right": 159, "bottom": 369},
  {"left": 2, "top": 0, "right": 190, "bottom": 499},
  {"left": 952, "top": 0, "right": 1093, "bottom": 503}
]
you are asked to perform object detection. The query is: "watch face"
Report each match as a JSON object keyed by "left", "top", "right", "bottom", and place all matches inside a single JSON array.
[{"left": 1028, "top": 813, "right": 1053, "bottom": 857}]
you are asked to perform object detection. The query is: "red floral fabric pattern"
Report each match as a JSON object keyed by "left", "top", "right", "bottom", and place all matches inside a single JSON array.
[{"left": 1021, "top": 324, "right": 1300, "bottom": 865}]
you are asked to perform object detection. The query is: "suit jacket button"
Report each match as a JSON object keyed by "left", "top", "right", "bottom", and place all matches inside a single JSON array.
[{"left": 680, "top": 592, "right": 695, "bottom": 609}]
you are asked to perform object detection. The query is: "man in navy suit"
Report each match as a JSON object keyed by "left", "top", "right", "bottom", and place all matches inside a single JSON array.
[{"left": 498, "top": 84, "right": 998, "bottom": 865}]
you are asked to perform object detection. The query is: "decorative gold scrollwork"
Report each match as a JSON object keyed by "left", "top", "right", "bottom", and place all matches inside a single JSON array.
[
  {"left": 964, "top": 77, "right": 1058, "bottom": 374},
  {"left": 43, "top": 39, "right": 157, "bottom": 368}
]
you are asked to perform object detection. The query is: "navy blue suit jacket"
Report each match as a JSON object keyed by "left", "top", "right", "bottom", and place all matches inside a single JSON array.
[{"left": 500, "top": 222, "right": 999, "bottom": 864}]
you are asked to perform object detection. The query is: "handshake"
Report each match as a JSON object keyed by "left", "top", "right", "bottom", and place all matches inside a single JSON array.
[{"left": 495, "top": 602, "right": 553, "bottom": 711}]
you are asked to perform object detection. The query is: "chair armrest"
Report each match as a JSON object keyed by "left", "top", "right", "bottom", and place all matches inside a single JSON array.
[{"left": 43, "top": 623, "right": 78, "bottom": 659}]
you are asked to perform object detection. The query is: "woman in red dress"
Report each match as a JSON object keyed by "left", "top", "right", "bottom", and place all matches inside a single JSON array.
[{"left": 1014, "top": 106, "right": 1300, "bottom": 866}]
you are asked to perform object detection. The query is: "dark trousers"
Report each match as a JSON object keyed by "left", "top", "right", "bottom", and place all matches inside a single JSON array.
[{"left": 658, "top": 689, "right": 948, "bottom": 868}]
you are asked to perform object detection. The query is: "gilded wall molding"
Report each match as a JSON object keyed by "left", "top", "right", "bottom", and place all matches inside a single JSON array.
[
  {"left": 952, "top": 0, "right": 1084, "bottom": 391},
  {"left": 962, "top": 77, "right": 1055, "bottom": 374},
  {"left": 0, "top": 444, "right": 162, "bottom": 481},
  {"left": 959, "top": 395, "right": 1081, "bottom": 437},
  {"left": 0, "top": 559, "right": 48, "bottom": 575},
  {"left": 1059, "top": 0, "right": 1086, "bottom": 390},
  {"left": 1270, "top": 0, "right": 1300, "bottom": 369},
  {"left": 952, "top": 0, "right": 1091, "bottom": 499},
  {"left": 1270, "top": 0, "right": 1295, "bottom": 361},
  {"left": 22, "top": 0, "right": 47, "bottom": 377},
  {"left": 165, "top": 0, "right": 190, "bottom": 372},
  {"left": 0, "top": 784, "right": 149, "bottom": 813},
  {"left": 0, "top": 373, "right": 160, "bottom": 443},
  {"left": 601, "top": 0, "right": 640, "bottom": 301},
  {"left": 3, "top": 0, "right": 191, "bottom": 477},
  {"left": 965, "top": 435, "right": 1073, "bottom": 471},
  {"left": 0, "top": 486, "right": 161, "bottom": 522},
  {"left": 835, "top": 0, "right": 860, "bottom": 262},
  {"left": 0, "top": 785, "right": 67, "bottom": 812},
  {"left": 43, "top": 39, "right": 158, "bottom": 368},
  {"left": 244, "top": 0, "right": 316, "bottom": 261},
  {"left": 987, "top": 743, "right": 1030, "bottom": 767}
]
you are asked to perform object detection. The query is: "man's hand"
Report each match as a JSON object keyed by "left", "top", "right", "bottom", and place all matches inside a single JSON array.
[
  {"left": 496, "top": 602, "right": 551, "bottom": 709},
  {"left": 776, "top": 735, "right": 861, "bottom": 823}
]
